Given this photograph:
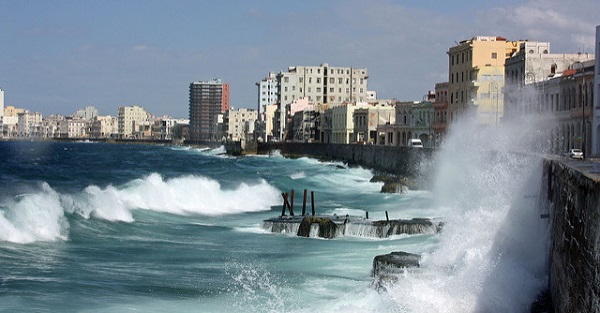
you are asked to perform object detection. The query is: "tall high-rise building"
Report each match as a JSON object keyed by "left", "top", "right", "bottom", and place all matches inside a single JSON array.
[
  {"left": 447, "top": 36, "right": 522, "bottom": 125},
  {"left": 189, "top": 79, "right": 230, "bottom": 141}
]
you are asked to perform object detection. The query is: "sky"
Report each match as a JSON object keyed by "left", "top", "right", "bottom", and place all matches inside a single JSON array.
[{"left": 0, "top": 0, "right": 598, "bottom": 118}]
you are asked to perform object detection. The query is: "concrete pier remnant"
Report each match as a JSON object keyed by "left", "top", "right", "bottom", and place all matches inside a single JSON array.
[{"left": 263, "top": 215, "right": 442, "bottom": 239}]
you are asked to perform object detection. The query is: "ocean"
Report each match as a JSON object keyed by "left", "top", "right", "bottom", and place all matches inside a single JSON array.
[{"left": 0, "top": 119, "right": 551, "bottom": 312}]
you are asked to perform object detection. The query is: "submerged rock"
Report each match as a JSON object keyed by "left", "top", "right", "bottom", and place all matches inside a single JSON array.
[
  {"left": 370, "top": 174, "right": 418, "bottom": 193},
  {"left": 372, "top": 251, "right": 421, "bottom": 289}
]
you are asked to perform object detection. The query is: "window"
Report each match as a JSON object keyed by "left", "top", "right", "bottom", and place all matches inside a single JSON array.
[{"left": 491, "top": 52, "right": 497, "bottom": 59}]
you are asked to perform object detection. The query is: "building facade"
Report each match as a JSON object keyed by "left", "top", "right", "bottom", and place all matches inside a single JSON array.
[
  {"left": 353, "top": 103, "right": 396, "bottom": 144},
  {"left": 504, "top": 41, "right": 594, "bottom": 120},
  {"left": 0, "top": 87, "right": 4, "bottom": 128},
  {"left": 72, "top": 106, "right": 99, "bottom": 120},
  {"left": 447, "top": 36, "right": 522, "bottom": 125},
  {"left": 256, "top": 72, "right": 279, "bottom": 141},
  {"left": 118, "top": 105, "right": 148, "bottom": 139},
  {"left": 223, "top": 108, "right": 258, "bottom": 142},
  {"left": 189, "top": 79, "right": 230, "bottom": 141},
  {"left": 275, "top": 63, "right": 369, "bottom": 140}
]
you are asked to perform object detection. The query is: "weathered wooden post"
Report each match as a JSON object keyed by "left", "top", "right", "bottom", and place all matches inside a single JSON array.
[
  {"left": 385, "top": 211, "right": 389, "bottom": 221},
  {"left": 281, "top": 192, "right": 289, "bottom": 216},
  {"left": 290, "top": 189, "right": 295, "bottom": 216},
  {"left": 302, "top": 189, "right": 307, "bottom": 216},
  {"left": 311, "top": 191, "right": 315, "bottom": 216}
]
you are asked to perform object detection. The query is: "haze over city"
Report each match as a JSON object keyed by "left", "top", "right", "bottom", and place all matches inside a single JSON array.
[{"left": 0, "top": 0, "right": 597, "bottom": 118}]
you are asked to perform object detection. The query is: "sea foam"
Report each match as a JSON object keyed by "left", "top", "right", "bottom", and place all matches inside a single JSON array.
[
  {"left": 0, "top": 183, "right": 68, "bottom": 244},
  {"left": 0, "top": 174, "right": 281, "bottom": 243}
]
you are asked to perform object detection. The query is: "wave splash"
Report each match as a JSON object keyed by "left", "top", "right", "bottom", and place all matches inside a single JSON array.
[
  {"left": 0, "top": 174, "right": 281, "bottom": 243},
  {"left": 0, "top": 183, "right": 69, "bottom": 244}
]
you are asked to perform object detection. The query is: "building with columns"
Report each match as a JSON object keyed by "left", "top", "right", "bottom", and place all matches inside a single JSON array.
[{"left": 593, "top": 25, "right": 600, "bottom": 156}]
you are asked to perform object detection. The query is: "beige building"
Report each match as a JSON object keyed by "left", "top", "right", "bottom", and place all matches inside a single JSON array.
[
  {"left": 447, "top": 36, "right": 522, "bottom": 125},
  {"left": 91, "top": 115, "right": 118, "bottom": 138},
  {"left": 2, "top": 106, "right": 25, "bottom": 137},
  {"left": 353, "top": 102, "right": 396, "bottom": 144},
  {"left": 223, "top": 108, "right": 258, "bottom": 142},
  {"left": 0, "top": 87, "right": 4, "bottom": 126},
  {"left": 17, "top": 111, "right": 42, "bottom": 138},
  {"left": 118, "top": 105, "right": 148, "bottom": 138}
]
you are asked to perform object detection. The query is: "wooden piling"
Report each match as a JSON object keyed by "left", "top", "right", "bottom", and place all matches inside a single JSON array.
[
  {"left": 281, "top": 192, "right": 288, "bottom": 216},
  {"left": 302, "top": 189, "right": 307, "bottom": 216},
  {"left": 385, "top": 211, "right": 389, "bottom": 221},
  {"left": 366, "top": 211, "right": 369, "bottom": 219},
  {"left": 290, "top": 189, "right": 295, "bottom": 216},
  {"left": 311, "top": 191, "right": 315, "bottom": 216}
]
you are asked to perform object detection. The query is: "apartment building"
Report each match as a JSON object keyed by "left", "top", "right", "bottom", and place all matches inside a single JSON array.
[
  {"left": 447, "top": 36, "right": 522, "bottom": 125},
  {"left": 118, "top": 105, "right": 148, "bottom": 139},
  {"left": 0, "top": 87, "right": 4, "bottom": 126},
  {"left": 189, "top": 79, "right": 230, "bottom": 141},
  {"left": 17, "top": 111, "right": 42, "bottom": 138},
  {"left": 275, "top": 63, "right": 368, "bottom": 140},
  {"left": 91, "top": 115, "right": 118, "bottom": 138},
  {"left": 72, "top": 106, "right": 99, "bottom": 120},
  {"left": 223, "top": 108, "right": 258, "bottom": 142}
]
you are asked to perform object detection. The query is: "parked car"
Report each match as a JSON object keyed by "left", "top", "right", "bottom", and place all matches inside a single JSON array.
[
  {"left": 568, "top": 148, "right": 584, "bottom": 159},
  {"left": 407, "top": 138, "right": 423, "bottom": 148}
]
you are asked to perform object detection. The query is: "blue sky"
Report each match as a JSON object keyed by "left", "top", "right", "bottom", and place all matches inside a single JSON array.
[{"left": 0, "top": 0, "right": 598, "bottom": 118}]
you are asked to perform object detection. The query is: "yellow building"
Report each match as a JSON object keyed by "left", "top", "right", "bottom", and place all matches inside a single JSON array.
[{"left": 447, "top": 36, "right": 522, "bottom": 125}]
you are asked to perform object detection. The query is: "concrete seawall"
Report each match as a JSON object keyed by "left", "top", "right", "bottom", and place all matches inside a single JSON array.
[
  {"left": 256, "top": 142, "right": 434, "bottom": 177},
  {"left": 544, "top": 157, "right": 600, "bottom": 312}
]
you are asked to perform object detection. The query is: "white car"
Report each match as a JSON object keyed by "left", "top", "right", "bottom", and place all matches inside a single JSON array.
[{"left": 568, "top": 149, "right": 584, "bottom": 159}]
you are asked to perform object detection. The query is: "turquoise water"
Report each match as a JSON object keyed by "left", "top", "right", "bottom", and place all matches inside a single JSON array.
[{"left": 0, "top": 141, "right": 439, "bottom": 312}]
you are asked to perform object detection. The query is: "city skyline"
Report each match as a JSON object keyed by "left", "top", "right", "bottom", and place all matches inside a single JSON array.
[{"left": 0, "top": 0, "right": 597, "bottom": 118}]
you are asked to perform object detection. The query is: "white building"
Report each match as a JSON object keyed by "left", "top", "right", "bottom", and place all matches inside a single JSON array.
[
  {"left": 504, "top": 41, "right": 595, "bottom": 120},
  {"left": 118, "top": 105, "right": 148, "bottom": 138},
  {"left": 0, "top": 87, "right": 4, "bottom": 128},
  {"left": 72, "top": 106, "right": 99, "bottom": 120},
  {"left": 17, "top": 111, "right": 43, "bottom": 138},
  {"left": 59, "top": 118, "right": 88, "bottom": 138},
  {"left": 275, "top": 63, "right": 369, "bottom": 140}
]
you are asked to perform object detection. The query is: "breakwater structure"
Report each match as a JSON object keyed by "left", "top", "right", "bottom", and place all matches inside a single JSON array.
[
  {"left": 543, "top": 156, "right": 600, "bottom": 312},
  {"left": 263, "top": 188, "right": 443, "bottom": 239}
]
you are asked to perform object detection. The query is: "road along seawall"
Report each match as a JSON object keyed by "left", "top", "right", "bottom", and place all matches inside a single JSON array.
[
  {"left": 544, "top": 158, "right": 600, "bottom": 312},
  {"left": 255, "top": 142, "right": 435, "bottom": 177}
]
